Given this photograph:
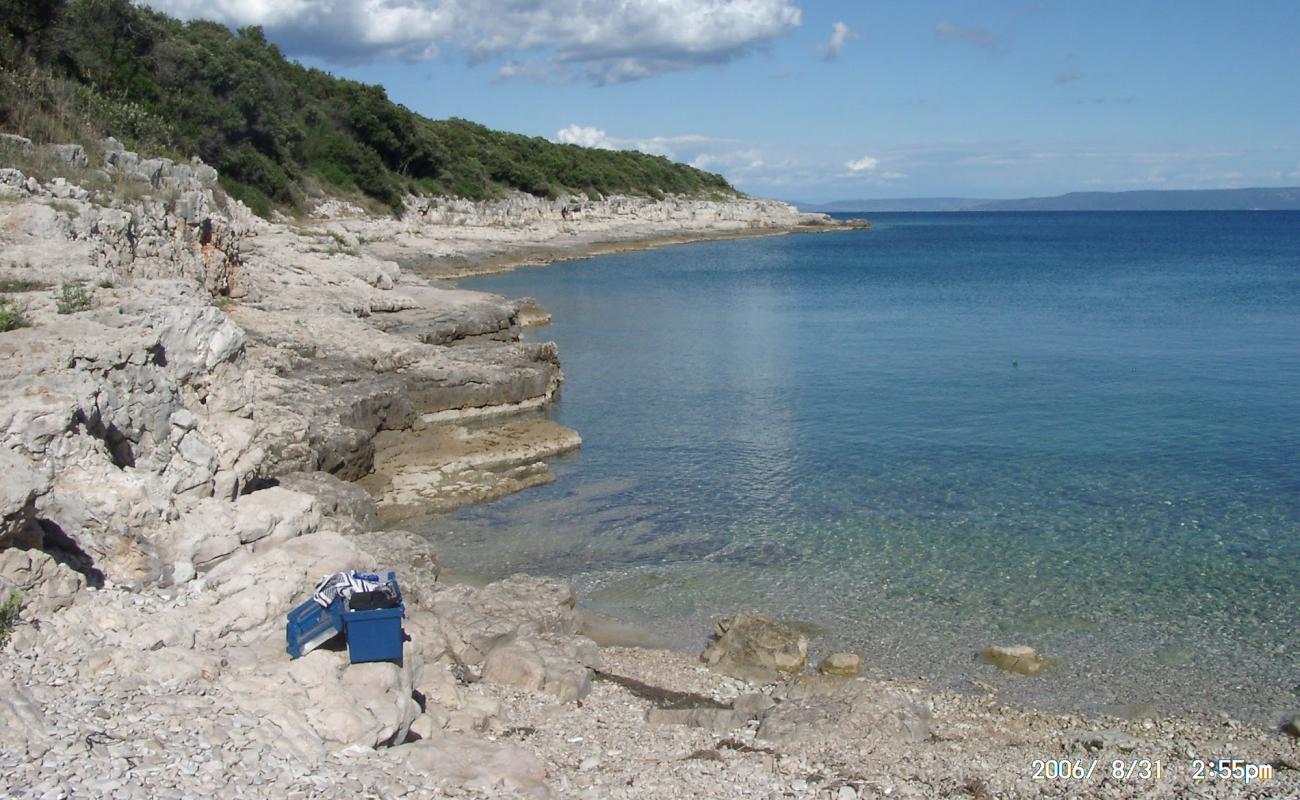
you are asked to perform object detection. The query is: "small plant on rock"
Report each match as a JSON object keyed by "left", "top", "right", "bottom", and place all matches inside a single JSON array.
[
  {"left": 0, "top": 296, "right": 29, "bottom": 331},
  {"left": 0, "top": 591, "right": 21, "bottom": 647},
  {"left": 55, "top": 280, "right": 93, "bottom": 314}
]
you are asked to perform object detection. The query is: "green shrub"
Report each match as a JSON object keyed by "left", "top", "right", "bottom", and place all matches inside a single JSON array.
[
  {"left": 0, "top": 295, "right": 28, "bottom": 331},
  {"left": 0, "top": 590, "right": 20, "bottom": 646},
  {"left": 2, "top": 0, "right": 737, "bottom": 213},
  {"left": 0, "top": 277, "right": 46, "bottom": 292},
  {"left": 54, "top": 280, "right": 92, "bottom": 314}
]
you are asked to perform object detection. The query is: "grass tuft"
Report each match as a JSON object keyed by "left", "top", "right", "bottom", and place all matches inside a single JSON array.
[{"left": 54, "top": 280, "right": 92, "bottom": 314}]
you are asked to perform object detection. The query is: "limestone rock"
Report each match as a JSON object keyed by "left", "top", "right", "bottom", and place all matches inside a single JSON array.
[
  {"left": 47, "top": 143, "right": 87, "bottom": 167},
  {"left": 200, "top": 531, "right": 371, "bottom": 643},
  {"left": 818, "top": 652, "right": 864, "bottom": 677},
  {"left": 167, "top": 486, "right": 323, "bottom": 580},
  {"left": 0, "top": 448, "right": 50, "bottom": 549},
  {"left": 481, "top": 632, "right": 600, "bottom": 703},
  {"left": 0, "top": 678, "right": 51, "bottom": 757},
  {"left": 0, "top": 548, "right": 86, "bottom": 615},
  {"left": 700, "top": 610, "right": 809, "bottom": 682},
  {"left": 429, "top": 575, "right": 580, "bottom": 667},
  {"left": 278, "top": 471, "right": 380, "bottom": 534},
  {"left": 0, "top": 133, "right": 32, "bottom": 149},
  {"left": 514, "top": 297, "right": 551, "bottom": 327},
  {"left": 415, "top": 659, "right": 504, "bottom": 734},
  {"left": 981, "top": 644, "right": 1053, "bottom": 676},
  {"left": 757, "top": 676, "right": 931, "bottom": 745},
  {"left": 400, "top": 733, "right": 550, "bottom": 799}
]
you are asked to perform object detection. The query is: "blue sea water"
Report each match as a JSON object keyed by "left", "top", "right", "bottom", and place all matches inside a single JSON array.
[{"left": 424, "top": 212, "right": 1300, "bottom": 724}]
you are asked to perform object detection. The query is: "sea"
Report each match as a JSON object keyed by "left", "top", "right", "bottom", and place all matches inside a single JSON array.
[{"left": 417, "top": 211, "right": 1300, "bottom": 726}]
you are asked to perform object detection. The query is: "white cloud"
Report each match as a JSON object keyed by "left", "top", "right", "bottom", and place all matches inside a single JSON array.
[
  {"left": 554, "top": 126, "right": 723, "bottom": 160},
  {"left": 144, "top": 0, "right": 803, "bottom": 83},
  {"left": 845, "top": 154, "right": 879, "bottom": 172},
  {"left": 495, "top": 59, "right": 554, "bottom": 83},
  {"left": 556, "top": 125, "right": 618, "bottom": 149},
  {"left": 815, "top": 21, "right": 858, "bottom": 61}
]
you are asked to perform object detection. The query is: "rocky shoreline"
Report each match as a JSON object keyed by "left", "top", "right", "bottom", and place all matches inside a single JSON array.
[{"left": 1, "top": 140, "right": 1296, "bottom": 798}]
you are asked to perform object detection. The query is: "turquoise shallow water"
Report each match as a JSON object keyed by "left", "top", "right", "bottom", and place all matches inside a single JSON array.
[{"left": 422, "top": 212, "right": 1299, "bottom": 725}]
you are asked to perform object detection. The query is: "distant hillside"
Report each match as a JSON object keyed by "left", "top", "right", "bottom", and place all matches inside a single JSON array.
[
  {"left": 0, "top": 0, "right": 735, "bottom": 214},
  {"left": 970, "top": 187, "right": 1300, "bottom": 211},
  {"left": 792, "top": 197, "right": 987, "bottom": 213}
]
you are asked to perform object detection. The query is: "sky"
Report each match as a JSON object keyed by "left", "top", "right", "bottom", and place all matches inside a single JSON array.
[{"left": 142, "top": 1, "right": 1300, "bottom": 201}]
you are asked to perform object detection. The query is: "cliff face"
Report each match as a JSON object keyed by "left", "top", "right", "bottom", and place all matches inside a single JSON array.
[{"left": 0, "top": 138, "right": 589, "bottom": 588}]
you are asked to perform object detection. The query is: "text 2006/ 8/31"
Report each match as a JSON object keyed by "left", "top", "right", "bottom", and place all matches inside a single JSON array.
[{"left": 1030, "top": 759, "right": 1164, "bottom": 781}]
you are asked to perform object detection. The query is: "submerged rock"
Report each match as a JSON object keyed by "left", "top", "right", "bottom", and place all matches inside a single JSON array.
[{"left": 980, "top": 644, "right": 1053, "bottom": 676}]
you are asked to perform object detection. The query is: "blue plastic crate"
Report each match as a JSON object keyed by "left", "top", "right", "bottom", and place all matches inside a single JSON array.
[
  {"left": 341, "top": 572, "right": 405, "bottom": 664},
  {"left": 285, "top": 596, "right": 343, "bottom": 659}
]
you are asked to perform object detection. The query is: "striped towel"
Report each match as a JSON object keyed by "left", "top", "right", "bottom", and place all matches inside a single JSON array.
[{"left": 311, "top": 570, "right": 385, "bottom": 609}]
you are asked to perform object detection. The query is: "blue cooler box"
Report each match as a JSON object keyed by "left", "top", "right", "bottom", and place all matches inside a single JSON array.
[
  {"left": 285, "top": 597, "right": 344, "bottom": 659},
  {"left": 341, "top": 572, "right": 405, "bottom": 664}
]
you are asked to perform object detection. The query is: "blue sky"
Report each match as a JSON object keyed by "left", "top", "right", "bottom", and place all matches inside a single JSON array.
[{"left": 146, "top": 1, "right": 1300, "bottom": 201}]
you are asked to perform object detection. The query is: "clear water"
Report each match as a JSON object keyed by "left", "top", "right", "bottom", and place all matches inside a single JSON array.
[{"left": 421, "top": 212, "right": 1300, "bottom": 725}]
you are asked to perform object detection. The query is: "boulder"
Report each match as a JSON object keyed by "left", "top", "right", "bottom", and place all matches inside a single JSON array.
[
  {"left": 47, "top": 143, "right": 88, "bottom": 167},
  {"left": 0, "top": 133, "right": 32, "bottom": 149},
  {"left": 481, "top": 632, "right": 600, "bottom": 703},
  {"left": 0, "top": 449, "right": 50, "bottom": 549},
  {"left": 221, "top": 643, "right": 419, "bottom": 762},
  {"left": 700, "top": 610, "right": 809, "bottom": 682},
  {"left": 980, "top": 644, "right": 1053, "bottom": 676},
  {"left": 818, "top": 652, "right": 863, "bottom": 677},
  {"left": 0, "top": 548, "right": 86, "bottom": 615}
]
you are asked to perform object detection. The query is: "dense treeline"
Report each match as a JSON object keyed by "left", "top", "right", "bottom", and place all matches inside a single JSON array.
[{"left": 0, "top": 0, "right": 735, "bottom": 214}]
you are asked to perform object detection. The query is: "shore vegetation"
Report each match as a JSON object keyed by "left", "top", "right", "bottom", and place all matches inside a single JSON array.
[{"left": 0, "top": 0, "right": 737, "bottom": 215}]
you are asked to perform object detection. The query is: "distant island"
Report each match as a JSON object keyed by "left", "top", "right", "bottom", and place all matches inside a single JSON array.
[{"left": 795, "top": 186, "right": 1300, "bottom": 213}]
